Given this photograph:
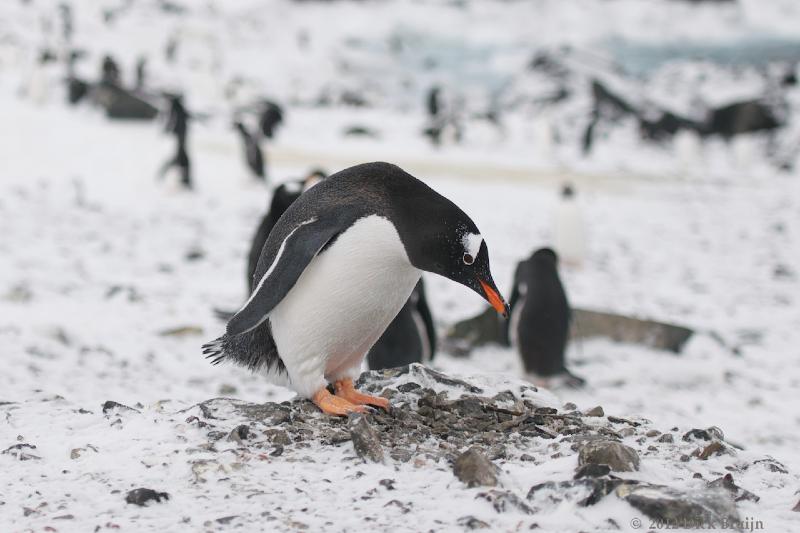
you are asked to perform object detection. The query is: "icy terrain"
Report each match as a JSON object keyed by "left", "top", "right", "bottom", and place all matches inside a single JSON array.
[{"left": 2, "top": 0, "right": 800, "bottom": 531}]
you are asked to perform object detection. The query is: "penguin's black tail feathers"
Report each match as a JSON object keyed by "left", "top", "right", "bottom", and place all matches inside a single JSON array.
[
  {"left": 213, "top": 307, "right": 236, "bottom": 322},
  {"left": 202, "top": 336, "right": 227, "bottom": 365}
]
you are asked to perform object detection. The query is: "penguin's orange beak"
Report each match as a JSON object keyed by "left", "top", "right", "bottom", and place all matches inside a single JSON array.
[{"left": 479, "top": 279, "right": 509, "bottom": 318}]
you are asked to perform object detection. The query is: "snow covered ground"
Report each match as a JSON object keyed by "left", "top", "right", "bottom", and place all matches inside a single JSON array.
[{"left": 2, "top": 0, "right": 800, "bottom": 531}]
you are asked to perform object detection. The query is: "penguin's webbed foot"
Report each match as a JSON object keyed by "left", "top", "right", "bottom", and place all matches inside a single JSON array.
[
  {"left": 334, "top": 378, "right": 390, "bottom": 411},
  {"left": 312, "top": 388, "right": 367, "bottom": 416}
]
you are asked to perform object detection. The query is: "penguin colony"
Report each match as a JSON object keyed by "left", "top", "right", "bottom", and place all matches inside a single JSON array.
[{"left": 45, "top": 39, "right": 583, "bottom": 414}]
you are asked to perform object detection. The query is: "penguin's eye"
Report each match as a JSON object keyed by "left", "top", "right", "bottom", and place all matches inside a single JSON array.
[{"left": 463, "top": 253, "right": 474, "bottom": 265}]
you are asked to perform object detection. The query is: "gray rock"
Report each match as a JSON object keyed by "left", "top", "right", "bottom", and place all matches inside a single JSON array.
[
  {"left": 616, "top": 484, "right": 739, "bottom": 526},
  {"left": 578, "top": 440, "right": 640, "bottom": 472},
  {"left": 657, "top": 433, "right": 674, "bottom": 443},
  {"left": 574, "top": 464, "right": 611, "bottom": 479},
  {"left": 228, "top": 425, "right": 250, "bottom": 444},
  {"left": 476, "top": 489, "right": 533, "bottom": 514},
  {"left": 707, "top": 474, "right": 759, "bottom": 503},
  {"left": 585, "top": 406, "right": 604, "bottom": 417},
  {"left": 457, "top": 516, "right": 490, "bottom": 529},
  {"left": 125, "top": 488, "right": 169, "bottom": 506},
  {"left": 350, "top": 416, "right": 384, "bottom": 463},
  {"left": 694, "top": 441, "right": 730, "bottom": 460},
  {"left": 101, "top": 400, "right": 139, "bottom": 414},
  {"left": 454, "top": 448, "right": 499, "bottom": 487},
  {"left": 528, "top": 477, "right": 635, "bottom": 507},
  {"left": 749, "top": 458, "right": 787, "bottom": 474},
  {"left": 682, "top": 427, "right": 724, "bottom": 442}
]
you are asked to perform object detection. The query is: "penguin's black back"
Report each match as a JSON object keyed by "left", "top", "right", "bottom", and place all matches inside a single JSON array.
[
  {"left": 367, "top": 280, "right": 436, "bottom": 370},
  {"left": 510, "top": 248, "right": 570, "bottom": 377},
  {"left": 251, "top": 162, "right": 478, "bottom": 286}
]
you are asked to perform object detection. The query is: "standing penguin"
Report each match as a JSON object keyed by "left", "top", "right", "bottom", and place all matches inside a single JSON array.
[
  {"left": 234, "top": 121, "right": 265, "bottom": 181},
  {"left": 204, "top": 162, "right": 507, "bottom": 415},
  {"left": 158, "top": 94, "right": 192, "bottom": 189},
  {"left": 553, "top": 183, "right": 587, "bottom": 268},
  {"left": 258, "top": 100, "right": 284, "bottom": 139},
  {"left": 507, "top": 248, "right": 584, "bottom": 387},
  {"left": 366, "top": 279, "right": 436, "bottom": 370}
]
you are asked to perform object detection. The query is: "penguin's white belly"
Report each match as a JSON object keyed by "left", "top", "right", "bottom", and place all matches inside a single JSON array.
[{"left": 269, "top": 215, "right": 421, "bottom": 397}]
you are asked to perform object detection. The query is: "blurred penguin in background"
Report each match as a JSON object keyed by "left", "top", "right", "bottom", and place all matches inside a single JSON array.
[
  {"left": 234, "top": 120, "right": 266, "bottom": 181},
  {"left": 553, "top": 183, "right": 587, "bottom": 268},
  {"left": 507, "top": 248, "right": 584, "bottom": 388},
  {"left": 258, "top": 100, "right": 284, "bottom": 139},
  {"left": 135, "top": 57, "right": 147, "bottom": 90},
  {"left": 367, "top": 279, "right": 437, "bottom": 370},
  {"left": 245, "top": 169, "right": 328, "bottom": 291},
  {"left": 158, "top": 94, "right": 192, "bottom": 190},
  {"left": 100, "top": 55, "right": 121, "bottom": 87}
]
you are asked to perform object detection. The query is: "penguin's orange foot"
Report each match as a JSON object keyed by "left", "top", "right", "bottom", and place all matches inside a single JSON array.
[
  {"left": 312, "top": 388, "right": 367, "bottom": 416},
  {"left": 334, "top": 378, "right": 390, "bottom": 411}
]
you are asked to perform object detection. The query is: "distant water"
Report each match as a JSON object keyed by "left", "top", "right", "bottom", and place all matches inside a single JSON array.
[{"left": 607, "top": 36, "right": 800, "bottom": 75}]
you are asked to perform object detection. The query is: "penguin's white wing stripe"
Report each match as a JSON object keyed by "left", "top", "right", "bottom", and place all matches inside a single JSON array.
[
  {"left": 226, "top": 216, "right": 342, "bottom": 337},
  {"left": 241, "top": 216, "right": 317, "bottom": 311}
]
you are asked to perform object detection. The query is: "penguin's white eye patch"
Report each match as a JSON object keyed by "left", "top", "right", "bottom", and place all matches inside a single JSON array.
[
  {"left": 463, "top": 253, "right": 474, "bottom": 265},
  {"left": 461, "top": 232, "right": 483, "bottom": 260}
]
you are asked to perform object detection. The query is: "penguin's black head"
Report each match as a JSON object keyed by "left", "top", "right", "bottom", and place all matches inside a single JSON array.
[
  {"left": 532, "top": 247, "right": 558, "bottom": 265},
  {"left": 400, "top": 197, "right": 508, "bottom": 318}
]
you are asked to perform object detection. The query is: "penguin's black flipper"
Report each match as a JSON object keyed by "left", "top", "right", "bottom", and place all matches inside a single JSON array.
[{"left": 226, "top": 217, "right": 341, "bottom": 337}]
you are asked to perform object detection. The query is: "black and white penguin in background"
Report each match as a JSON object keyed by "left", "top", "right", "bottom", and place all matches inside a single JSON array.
[
  {"left": 234, "top": 121, "right": 266, "bottom": 181},
  {"left": 258, "top": 100, "right": 284, "bottom": 139},
  {"left": 204, "top": 162, "right": 508, "bottom": 416},
  {"left": 366, "top": 278, "right": 436, "bottom": 370},
  {"left": 245, "top": 169, "right": 327, "bottom": 293},
  {"left": 158, "top": 94, "right": 193, "bottom": 190},
  {"left": 506, "top": 248, "right": 584, "bottom": 388},
  {"left": 553, "top": 183, "right": 587, "bottom": 268}
]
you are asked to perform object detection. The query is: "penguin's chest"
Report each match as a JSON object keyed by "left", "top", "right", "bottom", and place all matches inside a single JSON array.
[{"left": 269, "top": 215, "right": 421, "bottom": 377}]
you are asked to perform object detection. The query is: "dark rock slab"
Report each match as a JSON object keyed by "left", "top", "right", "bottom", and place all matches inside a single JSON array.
[
  {"left": 574, "top": 464, "right": 611, "bottom": 479},
  {"left": 616, "top": 483, "right": 739, "bottom": 526},
  {"left": 454, "top": 448, "right": 499, "bottom": 487},
  {"left": 443, "top": 307, "right": 695, "bottom": 354},
  {"left": 571, "top": 309, "right": 694, "bottom": 353},
  {"left": 96, "top": 85, "right": 159, "bottom": 120}
]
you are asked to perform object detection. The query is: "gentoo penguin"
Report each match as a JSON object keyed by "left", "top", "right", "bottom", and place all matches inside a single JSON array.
[
  {"left": 367, "top": 279, "right": 436, "bottom": 370},
  {"left": 234, "top": 121, "right": 266, "bottom": 181},
  {"left": 158, "top": 94, "right": 192, "bottom": 189},
  {"left": 204, "top": 162, "right": 507, "bottom": 415},
  {"left": 258, "top": 101, "right": 284, "bottom": 139},
  {"left": 507, "top": 248, "right": 584, "bottom": 387},
  {"left": 245, "top": 169, "right": 327, "bottom": 292},
  {"left": 553, "top": 183, "right": 587, "bottom": 268}
]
